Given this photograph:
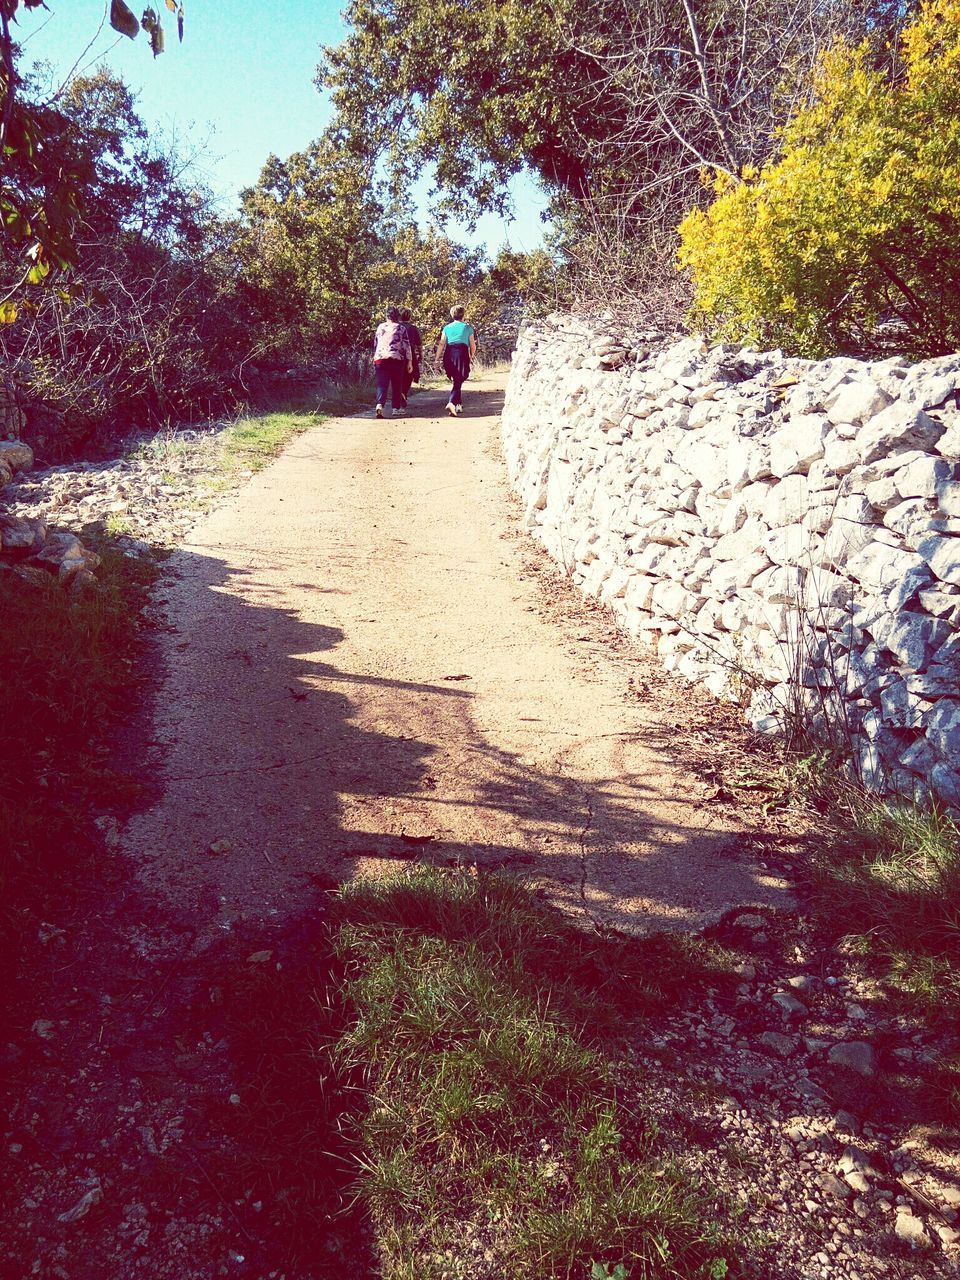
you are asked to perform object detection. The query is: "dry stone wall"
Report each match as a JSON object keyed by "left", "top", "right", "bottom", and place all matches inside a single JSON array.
[{"left": 501, "top": 314, "right": 960, "bottom": 809}]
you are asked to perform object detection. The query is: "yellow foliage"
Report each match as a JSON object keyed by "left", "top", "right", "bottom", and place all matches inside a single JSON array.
[{"left": 677, "top": 0, "right": 960, "bottom": 357}]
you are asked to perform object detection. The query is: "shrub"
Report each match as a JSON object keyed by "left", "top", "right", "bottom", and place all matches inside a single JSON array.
[{"left": 678, "top": 0, "right": 960, "bottom": 358}]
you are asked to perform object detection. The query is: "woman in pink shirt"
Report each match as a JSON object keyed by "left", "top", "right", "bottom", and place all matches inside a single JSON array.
[{"left": 373, "top": 307, "right": 413, "bottom": 418}]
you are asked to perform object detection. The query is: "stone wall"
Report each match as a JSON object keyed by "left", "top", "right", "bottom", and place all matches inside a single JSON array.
[{"left": 501, "top": 314, "right": 960, "bottom": 809}]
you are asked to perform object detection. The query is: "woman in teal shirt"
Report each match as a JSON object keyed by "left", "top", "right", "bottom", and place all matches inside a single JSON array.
[{"left": 433, "top": 305, "right": 477, "bottom": 417}]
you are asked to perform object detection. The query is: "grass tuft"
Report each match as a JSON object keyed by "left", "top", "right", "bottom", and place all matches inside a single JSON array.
[
  {"left": 324, "top": 866, "right": 741, "bottom": 1280},
  {"left": 768, "top": 755, "right": 960, "bottom": 1025}
]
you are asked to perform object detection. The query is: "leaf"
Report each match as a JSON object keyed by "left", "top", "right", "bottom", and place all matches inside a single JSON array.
[
  {"left": 165, "top": 0, "right": 176, "bottom": 8},
  {"left": 0, "top": 302, "right": 18, "bottom": 325},
  {"left": 150, "top": 20, "right": 165, "bottom": 56},
  {"left": 178, "top": 4, "right": 184, "bottom": 42},
  {"left": 110, "top": 0, "right": 140, "bottom": 39},
  {"left": 27, "top": 261, "right": 50, "bottom": 285}
]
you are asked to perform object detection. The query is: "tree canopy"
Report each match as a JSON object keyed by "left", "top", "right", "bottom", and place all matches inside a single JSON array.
[
  {"left": 678, "top": 0, "right": 960, "bottom": 357},
  {"left": 318, "top": 0, "right": 908, "bottom": 232}
]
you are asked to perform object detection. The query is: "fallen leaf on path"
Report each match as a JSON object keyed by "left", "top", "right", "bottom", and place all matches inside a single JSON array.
[
  {"left": 400, "top": 833, "right": 435, "bottom": 845},
  {"left": 208, "top": 839, "right": 233, "bottom": 855},
  {"left": 58, "top": 1185, "right": 103, "bottom": 1224},
  {"left": 246, "top": 950, "right": 273, "bottom": 964},
  {"left": 441, "top": 673, "right": 471, "bottom": 681}
]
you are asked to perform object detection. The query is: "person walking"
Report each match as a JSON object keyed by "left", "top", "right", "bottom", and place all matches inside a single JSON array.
[
  {"left": 433, "top": 305, "right": 477, "bottom": 417},
  {"left": 373, "top": 306, "right": 413, "bottom": 418},
  {"left": 398, "top": 308, "right": 422, "bottom": 409}
]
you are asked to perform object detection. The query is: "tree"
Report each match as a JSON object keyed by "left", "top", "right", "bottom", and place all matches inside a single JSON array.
[
  {"left": 318, "top": 0, "right": 908, "bottom": 238},
  {"left": 238, "top": 138, "right": 385, "bottom": 355},
  {"left": 318, "top": 0, "right": 613, "bottom": 218},
  {"left": 677, "top": 0, "right": 960, "bottom": 358},
  {"left": 1, "top": 67, "right": 252, "bottom": 452},
  {"left": 0, "top": 0, "right": 188, "bottom": 322}
]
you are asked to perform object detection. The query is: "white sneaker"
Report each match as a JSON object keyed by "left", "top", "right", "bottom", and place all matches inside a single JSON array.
[
  {"left": 375, "top": 404, "right": 384, "bottom": 418},
  {"left": 446, "top": 402, "right": 457, "bottom": 417},
  {"left": 455, "top": 404, "right": 463, "bottom": 415},
  {"left": 393, "top": 408, "right": 407, "bottom": 417}
]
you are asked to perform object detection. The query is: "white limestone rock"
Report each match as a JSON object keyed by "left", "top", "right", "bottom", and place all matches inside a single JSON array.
[
  {"left": 714, "top": 518, "right": 768, "bottom": 562},
  {"left": 0, "top": 440, "right": 33, "bottom": 473},
  {"left": 925, "top": 699, "right": 960, "bottom": 760},
  {"left": 885, "top": 614, "right": 952, "bottom": 675},
  {"left": 857, "top": 405, "right": 944, "bottom": 465},
  {"left": 753, "top": 564, "right": 805, "bottom": 606},
  {"left": 826, "top": 379, "right": 891, "bottom": 426},
  {"left": 918, "top": 534, "right": 960, "bottom": 585},
  {"left": 939, "top": 481, "right": 960, "bottom": 518},
  {"left": 764, "top": 523, "right": 812, "bottom": 565},
  {"left": 707, "top": 552, "right": 772, "bottom": 598},
  {"left": 804, "top": 567, "right": 852, "bottom": 611},
  {"left": 898, "top": 358, "right": 960, "bottom": 410},
  {"left": 894, "top": 454, "right": 956, "bottom": 499},
  {"left": 727, "top": 438, "right": 771, "bottom": 490},
  {"left": 823, "top": 435, "right": 861, "bottom": 474},
  {"left": 769, "top": 415, "right": 829, "bottom": 477},
  {"left": 846, "top": 541, "right": 927, "bottom": 592},
  {"left": 864, "top": 474, "right": 902, "bottom": 511},
  {"left": 935, "top": 419, "right": 960, "bottom": 459},
  {"left": 763, "top": 474, "right": 809, "bottom": 528}
]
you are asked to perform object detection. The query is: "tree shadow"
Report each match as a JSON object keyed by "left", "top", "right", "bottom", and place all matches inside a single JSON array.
[{"left": 10, "top": 528, "right": 952, "bottom": 1279}]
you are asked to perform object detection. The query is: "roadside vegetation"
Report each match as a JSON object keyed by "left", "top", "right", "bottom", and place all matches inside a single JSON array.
[
  {"left": 719, "top": 742, "right": 960, "bottom": 1041},
  {"left": 322, "top": 868, "right": 741, "bottom": 1279},
  {"left": 0, "top": 541, "right": 157, "bottom": 979},
  {"left": 786, "top": 759, "right": 959, "bottom": 1027},
  {"left": 223, "top": 865, "right": 747, "bottom": 1279}
]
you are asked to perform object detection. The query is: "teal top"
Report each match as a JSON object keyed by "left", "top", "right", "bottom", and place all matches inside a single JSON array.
[{"left": 442, "top": 321, "right": 475, "bottom": 345}]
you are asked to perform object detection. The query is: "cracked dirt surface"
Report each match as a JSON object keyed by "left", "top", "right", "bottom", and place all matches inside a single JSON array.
[{"left": 127, "top": 369, "right": 791, "bottom": 940}]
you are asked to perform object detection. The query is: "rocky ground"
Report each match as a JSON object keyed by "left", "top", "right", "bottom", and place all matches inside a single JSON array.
[
  {"left": 1, "top": 398, "right": 958, "bottom": 1279},
  {"left": 2, "top": 420, "right": 244, "bottom": 556},
  {"left": 629, "top": 900, "right": 960, "bottom": 1279}
]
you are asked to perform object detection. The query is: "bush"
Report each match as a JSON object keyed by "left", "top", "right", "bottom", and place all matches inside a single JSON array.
[{"left": 678, "top": 0, "right": 960, "bottom": 358}]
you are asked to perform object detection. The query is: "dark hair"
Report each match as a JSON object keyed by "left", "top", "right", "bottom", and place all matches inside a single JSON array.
[
  {"left": 400, "top": 308, "right": 411, "bottom": 322},
  {"left": 450, "top": 305, "right": 465, "bottom": 321},
  {"left": 387, "top": 306, "right": 401, "bottom": 322}
]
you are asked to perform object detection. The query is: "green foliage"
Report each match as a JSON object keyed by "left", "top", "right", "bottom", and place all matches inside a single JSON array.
[
  {"left": 327, "top": 866, "right": 741, "bottom": 1280},
  {"left": 0, "top": 69, "right": 263, "bottom": 452},
  {"left": 678, "top": 0, "right": 960, "bottom": 357},
  {"left": 319, "top": 0, "right": 603, "bottom": 218},
  {"left": 0, "top": 0, "right": 188, "bottom": 316},
  {"left": 591, "top": 1264, "right": 627, "bottom": 1280},
  {"left": 238, "top": 138, "right": 544, "bottom": 364}
]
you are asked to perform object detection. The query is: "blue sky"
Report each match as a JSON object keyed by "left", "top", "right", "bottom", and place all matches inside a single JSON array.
[{"left": 17, "top": 0, "right": 550, "bottom": 257}]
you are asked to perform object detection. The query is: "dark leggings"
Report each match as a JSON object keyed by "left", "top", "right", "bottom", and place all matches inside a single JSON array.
[
  {"left": 443, "top": 342, "right": 470, "bottom": 406},
  {"left": 375, "top": 359, "right": 406, "bottom": 409}
]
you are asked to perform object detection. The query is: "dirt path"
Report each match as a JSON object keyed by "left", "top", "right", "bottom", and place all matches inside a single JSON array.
[
  {"left": 2, "top": 370, "right": 799, "bottom": 1279},
  {"left": 128, "top": 369, "right": 789, "bottom": 941}
]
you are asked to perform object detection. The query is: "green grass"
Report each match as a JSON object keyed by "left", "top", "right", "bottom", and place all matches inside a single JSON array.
[
  {"left": 0, "top": 541, "right": 159, "bottom": 975},
  {"left": 215, "top": 410, "right": 323, "bottom": 476},
  {"left": 759, "top": 753, "right": 960, "bottom": 1027},
  {"left": 321, "top": 867, "right": 742, "bottom": 1280},
  {"left": 816, "top": 788, "right": 960, "bottom": 1021}
]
